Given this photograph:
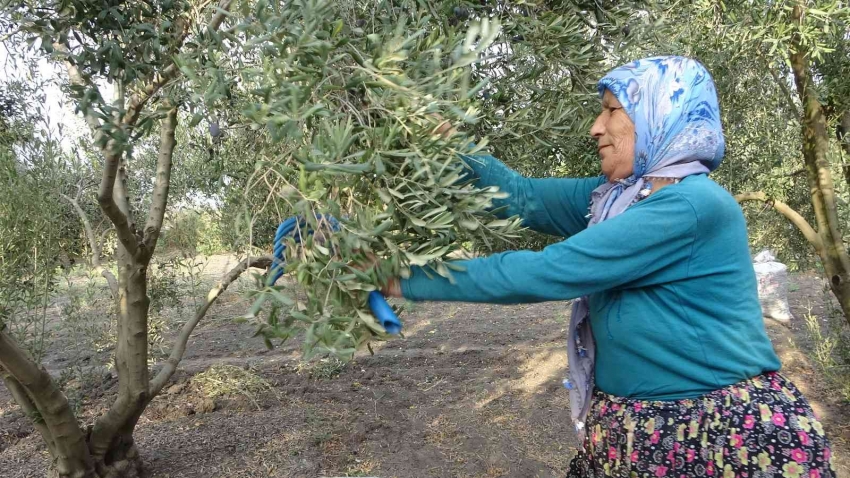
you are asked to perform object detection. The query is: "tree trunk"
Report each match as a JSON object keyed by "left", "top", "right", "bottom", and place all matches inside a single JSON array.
[
  {"left": 0, "top": 331, "right": 95, "bottom": 478},
  {"left": 87, "top": 434, "right": 145, "bottom": 478},
  {"left": 86, "top": 237, "right": 151, "bottom": 470},
  {"left": 0, "top": 254, "right": 268, "bottom": 477},
  {"left": 789, "top": 3, "right": 850, "bottom": 324}
]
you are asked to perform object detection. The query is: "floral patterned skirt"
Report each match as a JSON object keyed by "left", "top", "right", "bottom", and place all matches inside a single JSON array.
[{"left": 567, "top": 372, "right": 834, "bottom": 477}]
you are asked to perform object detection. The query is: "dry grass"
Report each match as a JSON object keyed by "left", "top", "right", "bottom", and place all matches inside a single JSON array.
[{"left": 191, "top": 364, "right": 278, "bottom": 409}]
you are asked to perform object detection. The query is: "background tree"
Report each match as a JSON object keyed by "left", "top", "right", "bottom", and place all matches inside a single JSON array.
[
  {"left": 0, "top": 79, "right": 69, "bottom": 360},
  {"left": 660, "top": 0, "right": 850, "bottom": 323}
]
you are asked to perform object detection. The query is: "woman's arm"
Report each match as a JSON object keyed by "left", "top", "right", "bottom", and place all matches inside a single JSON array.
[
  {"left": 400, "top": 190, "right": 697, "bottom": 303},
  {"left": 463, "top": 152, "right": 605, "bottom": 238}
]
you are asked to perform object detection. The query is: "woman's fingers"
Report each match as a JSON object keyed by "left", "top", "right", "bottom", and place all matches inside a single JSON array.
[
  {"left": 350, "top": 252, "right": 401, "bottom": 298},
  {"left": 382, "top": 277, "right": 402, "bottom": 298},
  {"left": 351, "top": 251, "right": 379, "bottom": 270},
  {"left": 429, "top": 113, "right": 456, "bottom": 138}
]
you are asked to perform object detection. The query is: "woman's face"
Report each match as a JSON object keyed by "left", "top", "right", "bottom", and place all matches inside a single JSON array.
[{"left": 590, "top": 89, "right": 636, "bottom": 181}]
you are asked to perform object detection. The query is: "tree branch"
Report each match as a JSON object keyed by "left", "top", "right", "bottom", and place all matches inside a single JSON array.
[
  {"left": 53, "top": 42, "right": 103, "bottom": 137},
  {"left": 838, "top": 110, "right": 850, "bottom": 157},
  {"left": 735, "top": 191, "right": 822, "bottom": 253},
  {"left": 99, "top": 225, "right": 113, "bottom": 251},
  {"left": 99, "top": 269, "right": 119, "bottom": 299},
  {"left": 121, "top": 0, "right": 234, "bottom": 127},
  {"left": 141, "top": 107, "right": 178, "bottom": 259},
  {"left": 59, "top": 192, "right": 119, "bottom": 297},
  {"left": 93, "top": 228, "right": 119, "bottom": 297},
  {"left": 207, "top": 0, "right": 234, "bottom": 33},
  {"left": 148, "top": 255, "right": 273, "bottom": 396},
  {"left": 764, "top": 56, "right": 801, "bottom": 119},
  {"left": 121, "top": 69, "right": 178, "bottom": 128},
  {"left": 51, "top": 43, "right": 138, "bottom": 257},
  {"left": 97, "top": 150, "right": 138, "bottom": 257},
  {"left": 0, "top": 370, "right": 57, "bottom": 458},
  {"left": 0, "top": 330, "right": 95, "bottom": 475},
  {"left": 60, "top": 192, "right": 102, "bottom": 267},
  {"left": 113, "top": 154, "right": 136, "bottom": 233}
]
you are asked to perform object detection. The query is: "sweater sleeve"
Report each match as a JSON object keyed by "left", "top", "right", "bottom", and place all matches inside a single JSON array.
[
  {"left": 401, "top": 190, "right": 698, "bottom": 304},
  {"left": 462, "top": 152, "right": 605, "bottom": 238}
]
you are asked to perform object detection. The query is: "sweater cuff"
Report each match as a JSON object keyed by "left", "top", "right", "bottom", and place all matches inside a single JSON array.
[
  {"left": 457, "top": 143, "right": 490, "bottom": 181},
  {"left": 400, "top": 266, "right": 425, "bottom": 301}
]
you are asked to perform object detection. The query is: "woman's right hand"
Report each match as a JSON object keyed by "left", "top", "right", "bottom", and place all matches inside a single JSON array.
[
  {"left": 349, "top": 113, "right": 450, "bottom": 299},
  {"left": 352, "top": 252, "right": 403, "bottom": 298},
  {"left": 381, "top": 276, "right": 402, "bottom": 298},
  {"left": 430, "top": 113, "right": 457, "bottom": 138}
]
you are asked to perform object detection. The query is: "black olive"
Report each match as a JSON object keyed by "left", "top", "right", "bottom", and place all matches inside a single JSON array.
[{"left": 209, "top": 121, "right": 221, "bottom": 138}]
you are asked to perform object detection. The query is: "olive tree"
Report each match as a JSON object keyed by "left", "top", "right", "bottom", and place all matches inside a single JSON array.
[
  {"left": 1, "top": 2, "right": 271, "bottom": 476},
  {"left": 683, "top": 1, "right": 850, "bottom": 322}
]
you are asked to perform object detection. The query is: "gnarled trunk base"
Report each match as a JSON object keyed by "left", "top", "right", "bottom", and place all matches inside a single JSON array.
[
  {"left": 96, "top": 439, "right": 145, "bottom": 478},
  {"left": 47, "top": 439, "right": 145, "bottom": 478}
]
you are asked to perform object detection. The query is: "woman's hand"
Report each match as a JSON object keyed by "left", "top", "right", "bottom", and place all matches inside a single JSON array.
[
  {"left": 430, "top": 113, "right": 457, "bottom": 138},
  {"left": 382, "top": 276, "right": 402, "bottom": 298},
  {"left": 353, "top": 252, "right": 403, "bottom": 298}
]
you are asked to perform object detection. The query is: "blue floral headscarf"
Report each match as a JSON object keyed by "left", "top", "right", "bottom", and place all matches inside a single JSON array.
[
  {"left": 566, "top": 56, "right": 726, "bottom": 439},
  {"left": 586, "top": 56, "right": 725, "bottom": 223}
]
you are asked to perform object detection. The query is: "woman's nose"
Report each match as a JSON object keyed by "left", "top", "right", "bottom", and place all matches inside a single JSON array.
[{"left": 590, "top": 114, "right": 605, "bottom": 138}]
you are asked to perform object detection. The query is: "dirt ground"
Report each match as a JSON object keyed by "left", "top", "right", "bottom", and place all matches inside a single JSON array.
[{"left": 1, "top": 255, "right": 849, "bottom": 477}]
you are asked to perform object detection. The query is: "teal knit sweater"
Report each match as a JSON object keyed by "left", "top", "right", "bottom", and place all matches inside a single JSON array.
[{"left": 400, "top": 154, "right": 781, "bottom": 400}]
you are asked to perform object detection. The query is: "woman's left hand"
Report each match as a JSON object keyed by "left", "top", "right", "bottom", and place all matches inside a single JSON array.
[{"left": 353, "top": 252, "right": 403, "bottom": 298}]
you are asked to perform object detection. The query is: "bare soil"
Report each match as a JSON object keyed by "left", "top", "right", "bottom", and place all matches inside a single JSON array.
[{"left": 1, "top": 255, "right": 849, "bottom": 477}]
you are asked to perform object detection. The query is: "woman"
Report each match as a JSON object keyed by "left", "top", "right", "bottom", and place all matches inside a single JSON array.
[{"left": 381, "top": 56, "right": 835, "bottom": 476}]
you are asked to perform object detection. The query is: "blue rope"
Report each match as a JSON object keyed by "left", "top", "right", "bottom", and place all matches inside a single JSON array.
[{"left": 268, "top": 214, "right": 402, "bottom": 335}]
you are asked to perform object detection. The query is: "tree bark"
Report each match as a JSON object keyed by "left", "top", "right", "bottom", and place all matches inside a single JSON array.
[
  {"left": 734, "top": 192, "right": 822, "bottom": 254},
  {"left": 788, "top": 3, "right": 850, "bottom": 323},
  {"left": 0, "top": 331, "right": 95, "bottom": 478}
]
